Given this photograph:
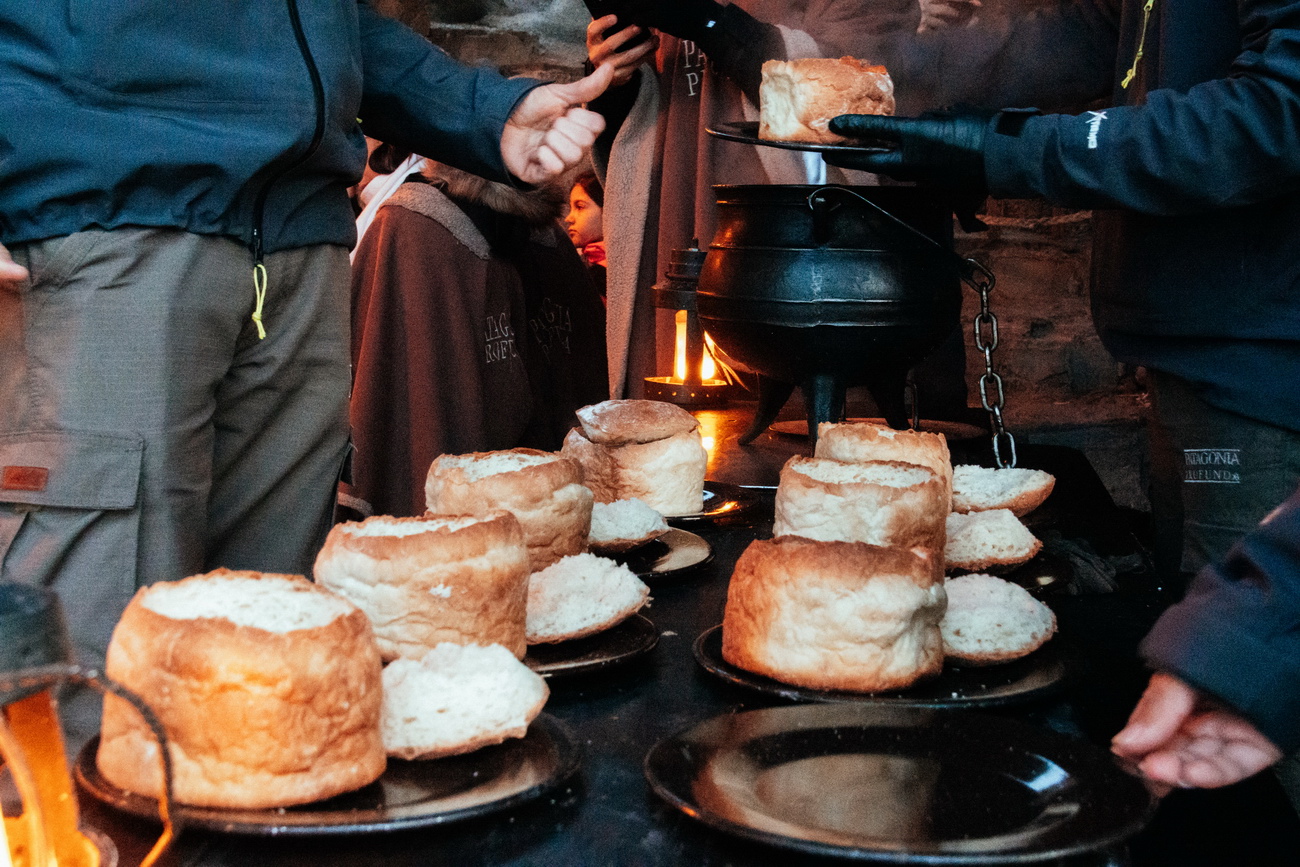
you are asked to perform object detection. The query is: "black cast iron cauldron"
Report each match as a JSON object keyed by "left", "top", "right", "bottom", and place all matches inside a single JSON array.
[{"left": 696, "top": 184, "right": 965, "bottom": 443}]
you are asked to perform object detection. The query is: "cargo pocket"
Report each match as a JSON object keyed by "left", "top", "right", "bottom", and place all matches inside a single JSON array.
[{"left": 0, "top": 431, "right": 144, "bottom": 663}]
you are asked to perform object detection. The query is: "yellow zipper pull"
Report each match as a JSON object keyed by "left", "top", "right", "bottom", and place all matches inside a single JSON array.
[
  {"left": 252, "top": 262, "right": 268, "bottom": 339},
  {"left": 1121, "top": 0, "right": 1156, "bottom": 89}
]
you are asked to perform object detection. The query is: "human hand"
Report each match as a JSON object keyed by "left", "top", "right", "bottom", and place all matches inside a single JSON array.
[
  {"left": 1111, "top": 673, "right": 1283, "bottom": 792},
  {"left": 587, "top": 15, "right": 657, "bottom": 88},
  {"left": 918, "top": 0, "right": 982, "bottom": 32},
  {"left": 501, "top": 64, "right": 613, "bottom": 186},
  {"left": 1, "top": 242, "right": 29, "bottom": 291},
  {"left": 825, "top": 110, "right": 992, "bottom": 192}
]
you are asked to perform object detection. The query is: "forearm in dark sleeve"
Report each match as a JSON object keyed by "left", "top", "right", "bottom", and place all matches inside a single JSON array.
[
  {"left": 1140, "top": 487, "right": 1300, "bottom": 753},
  {"left": 354, "top": 0, "right": 538, "bottom": 183}
]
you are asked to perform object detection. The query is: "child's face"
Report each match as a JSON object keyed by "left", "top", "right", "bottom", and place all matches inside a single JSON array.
[{"left": 565, "top": 185, "right": 604, "bottom": 248}]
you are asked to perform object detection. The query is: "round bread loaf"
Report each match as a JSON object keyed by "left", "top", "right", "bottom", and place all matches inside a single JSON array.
[
  {"left": 575, "top": 398, "right": 699, "bottom": 445},
  {"left": 773, "top": 456, "right": 947, "bottom": 551},
  {"left": 815, "top": 420, "right": 953, "bottom": 505},
  {"left": 722, "top": 537, "right": 946, "bottom": 692},
  {"left": 941, "top": 573, "right": 1057, "bottom": 664},
  {"left": 424, "top": 448, "right": 592, "bottom": 572},
  {"left": 944, "top": 509, "right": 1042, "bottom": 572},
  {"left": 381, "top": 642, "right": 549, "bottom": 760},
  {"left": 526, "top": 552, "right": 651, "bottom": 643},
  {"left": 96, "top": 570, "right": 386, "bottom": 809},
  {"left": 758, "top": 57, "right": 895, "bottom": 144},
  {"left": 314, "top": 512, "right": 530, "bottom": 660},
  {"left": 951, "top": 465, "right": 1056, "bottom": 517},
  {"left": 561, "top": 423, "right": 707, "bottom": 517}
]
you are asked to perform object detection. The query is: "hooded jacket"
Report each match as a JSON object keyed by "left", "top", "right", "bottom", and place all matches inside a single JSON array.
[
  {"left": 870, "top": 0, "right": 1300, "bottom": 431},
  {"left": 0, "top": 0, "right": 537, "bottom": 255}
]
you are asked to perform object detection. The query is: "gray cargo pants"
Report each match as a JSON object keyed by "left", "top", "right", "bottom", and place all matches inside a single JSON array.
[{"left": 0, "top": 228, "right": 351, "bottom": 664}]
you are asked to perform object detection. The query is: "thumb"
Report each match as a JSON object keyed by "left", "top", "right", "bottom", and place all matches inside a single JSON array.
[
  {"left": 1112, "top": 672, "right": 1199, "bottom": 756},
  {"left": 829, "top": 113, "right": 903, "bottom": 139},
  {"left": 549, "top": 62, "right": 615, "bottom": 107}
]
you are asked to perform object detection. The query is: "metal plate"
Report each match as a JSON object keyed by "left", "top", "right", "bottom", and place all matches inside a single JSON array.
[
  {"left": 74, "top": 715, "right": 580, "bottom": 836},
  {"left": 644, "top": 704, "right": 1157, "bottom": 863},
  {"left": 617, "top": 528, "right": 714, "bottom": 578},
  {"left": 666, "top": 482, "right": 764, "bottom": 526},
  {"left": 525, "top": 613, "right": 658, "bottom": 679},
  {"left": 694, "top": 625, "right": 1072, "bottom": 709},
  {"left": 706, "top": 121, "right": 894, "bottom": 154}
]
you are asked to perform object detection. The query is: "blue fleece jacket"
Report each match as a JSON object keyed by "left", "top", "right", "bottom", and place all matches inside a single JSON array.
[{"left": 0, "top": 0, "right": 538, "bottom": 255}]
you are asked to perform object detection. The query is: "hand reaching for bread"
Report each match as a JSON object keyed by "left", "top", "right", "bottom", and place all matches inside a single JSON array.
[{"left": 1112, "top": 673, "right": 1283, "bottom": 792}]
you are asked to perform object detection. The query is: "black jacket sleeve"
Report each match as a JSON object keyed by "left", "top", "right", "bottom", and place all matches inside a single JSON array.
[
  {"left": 354, "top": 0, "right": 539, "bottom": 184},
  {"left": 1140, "top": 486, "right": 1300, "bottom": 753},
  {"left": 986, "top": 0, "right": 1300, "bottom": 212}
]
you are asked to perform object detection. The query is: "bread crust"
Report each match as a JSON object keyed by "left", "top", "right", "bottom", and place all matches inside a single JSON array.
[
  {"left": 97, "top": 571, "right": 386, "bottom": 809},
  {"left": 950, "top": 466, "right": 1056, "bottom": 517},
  {"left": 722, "top": 537, "right": 946, "bottom": 692},
  {"left": 562, "top": 427, "right": 707, "bottom": 516},
  {"left": 424, "top": 448, "right": 592, "bottom": 572},
  {"left": 944, "top": 510, "right": 1043, "bottom": 573},
  {"left": 315, "top": 512, "right": 530, "bottom": 659},
  {"left": 773, "top": 456, "right": 948, "bottom": 551},
  {"left": 816, "top": 421, "right": 953, "bottom": 504},
  {"left": 575, "top": 399, "right": 699, "bottom": 445},
  {"left": 759, "top": 57, "right": 895, "bottom": 144}
]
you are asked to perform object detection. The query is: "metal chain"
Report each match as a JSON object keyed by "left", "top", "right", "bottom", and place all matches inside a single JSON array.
[{"left": 965, "top": 259, "right": 1017, "bottom": 468}]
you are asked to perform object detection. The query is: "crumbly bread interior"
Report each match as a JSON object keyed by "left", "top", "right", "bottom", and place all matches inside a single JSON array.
[
  {"left": 790, "top": 456, "right": 932, "bottom": 488},
  {"left": 526, "top": 553, "right": 650, "bottom": 643},
  {"left": 381, "top": 642, "right": 548, "bottom": 760},
  {"left": 944, "top": 509, "right": 1042, "bottom": 571},
  {"left": 951, "top": 465, "right": 1056, "bottom": 516},
  {"left": 589, "top": 498, "right": 669, "bottom": 549},
  {"left": 941, "top": 573, "right": 1056, "bottom": 664},
  {"left": 436, "top": 449, "right": 558, "bottom": 481},
  {"left": 336, "top": 513, "right": 483, "bottom": 537},
  {"left": 140, "top": 572, "right": 353, "bottom": 632}
]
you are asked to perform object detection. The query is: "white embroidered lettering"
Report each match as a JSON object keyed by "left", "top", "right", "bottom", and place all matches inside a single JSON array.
[{"left": 1085, "top": 110, "right": 1107, "bottom": 149}]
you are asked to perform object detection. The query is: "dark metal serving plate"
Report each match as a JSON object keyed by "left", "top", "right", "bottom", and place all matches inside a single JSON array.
[
  {"left": 617, "top": 528, "right": 714, "bottom": 578},
  {"left": 644, "top": 703, "right": 1157, "bottom": 863},
  {"left": 694, "top": 625, "right": 1072, "bottom": 709},
  {"left": 75, "top": 715, "right": 580, "bottom": 836},
  {"left": 667, "top": 481, "right": 765, "bottom": 526},
  {"left": 706, "top": 121, "right": 894, "bottom": 154},
  {"left": 525, "top": 613, "right": 658, "bottom": 679}
]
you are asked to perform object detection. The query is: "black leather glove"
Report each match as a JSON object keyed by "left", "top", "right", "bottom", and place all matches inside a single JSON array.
[{"left": 825, "top": 110, "right": 996, "bottom": 193}]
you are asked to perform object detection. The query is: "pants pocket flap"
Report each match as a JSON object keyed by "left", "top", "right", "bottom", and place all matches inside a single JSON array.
[{"left": 0, "top": 431, "right": 144, "bottom": 510}]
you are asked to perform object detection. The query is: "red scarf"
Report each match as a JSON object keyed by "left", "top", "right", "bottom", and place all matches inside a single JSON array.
[{"left": 580, "top": 240, "right": 607, "bottom": 268}]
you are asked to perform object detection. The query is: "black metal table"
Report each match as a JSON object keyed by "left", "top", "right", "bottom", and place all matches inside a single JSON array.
[{"left": 77, "top": 410, "right": 1300, "bottom": 867}]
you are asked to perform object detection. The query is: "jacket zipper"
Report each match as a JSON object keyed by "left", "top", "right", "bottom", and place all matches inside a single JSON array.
[{"left": 248, "top": 0, "right": 327, "bottom": 338}]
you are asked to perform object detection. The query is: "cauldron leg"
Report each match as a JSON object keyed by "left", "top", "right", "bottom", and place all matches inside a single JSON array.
[
  {"left": 802, "top": 371, "right": 846, "bottom": 446},
  {"left": 866, "top": 366, "right": 910, "bottom": 429},
  {"left": 738, "top": 375, "right": 796, "bottom": 445}
]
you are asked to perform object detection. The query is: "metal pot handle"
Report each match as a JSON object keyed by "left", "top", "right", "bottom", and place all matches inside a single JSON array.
[{"left": 804, "top": 186, "right": 1018, "bottom": 468}]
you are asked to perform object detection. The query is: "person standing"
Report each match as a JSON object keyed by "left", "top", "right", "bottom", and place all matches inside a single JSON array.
[{"left": 0, "top": 1, "right": 612, "bottom": 662}]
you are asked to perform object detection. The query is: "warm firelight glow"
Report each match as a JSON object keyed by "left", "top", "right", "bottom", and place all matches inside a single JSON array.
[
  {"left": 696, "top": 413, "right": 720, "bottom": 458},
  {"left": 672, "top": 311, "right": 717, "bottom": 382}
]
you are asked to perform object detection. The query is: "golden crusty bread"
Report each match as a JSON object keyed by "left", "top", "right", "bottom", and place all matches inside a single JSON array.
[
  {"left": 941, "top": 573, "right": 1057, "bottom": 665},
  {"left": 575, "top": 398, "right": 700, "bottom": 445},
  {"left": 758, "top": 57, "right": 895, "bottom": 144},
  {"left": 96, "top": 570, "right": 386, "bottom": 809},
  {"left": 722, "top": 537, "right": 946, "bottom": 692},
  {"left": 944, "top": 509, "right": 1042, "bottom": 572},
  {"left": 314, "top": 512, "right": 530, "bottom": 660},
  {"left": 424, "top": 448, "right": 592, "bottom": 572},
  {"left": 951, "top": 465, "right": 1056, "bottom": 517},
  {"left": 773, "top": 455, "right": 947, "bottom": 552},
  {"left": 561, "top": 424, "right": 707, "bottom": 517},
  {"left": 815, "top": 420, "right": 953, "bottom": 505}
]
